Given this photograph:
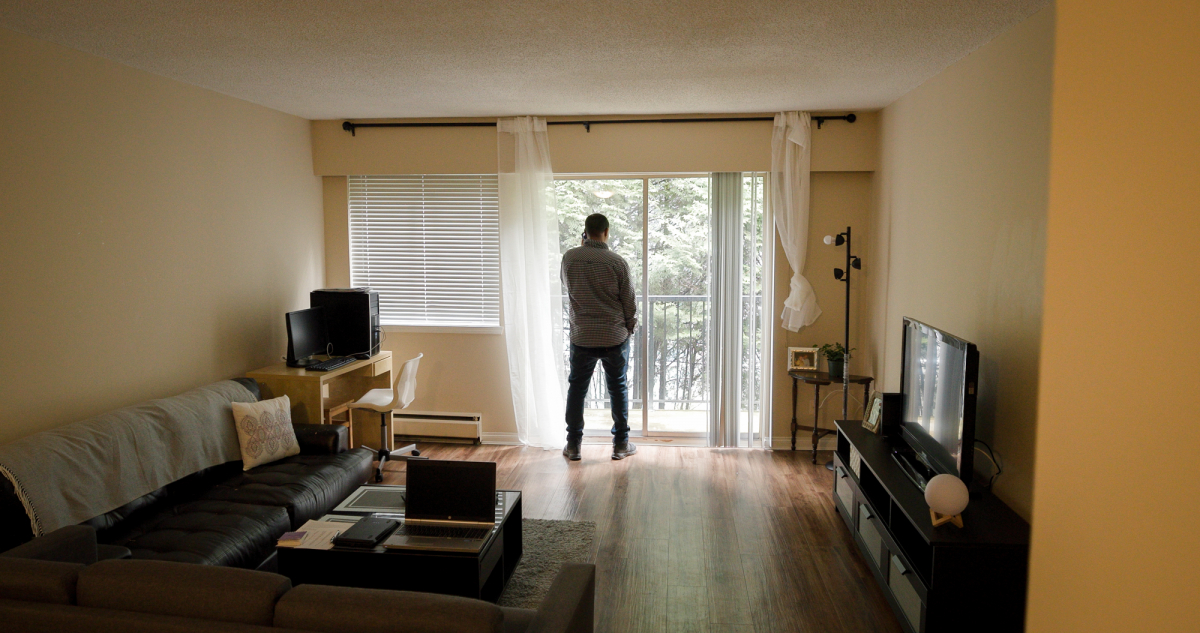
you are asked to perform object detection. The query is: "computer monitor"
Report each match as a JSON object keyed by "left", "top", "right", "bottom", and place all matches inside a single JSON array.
[{"left": 285, "top": 307, "right": 329, "bottom": 368}]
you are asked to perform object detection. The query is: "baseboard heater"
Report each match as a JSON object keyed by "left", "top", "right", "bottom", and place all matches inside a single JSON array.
[{"left": 391, "top": 410, "right": 482, "bottom": 444}]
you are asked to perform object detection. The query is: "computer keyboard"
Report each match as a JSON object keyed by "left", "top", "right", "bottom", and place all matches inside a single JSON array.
[
  {"left": 398, "top": 524, "right": 492, "bottom": 540},
  {"left": 307, "top": 356, "right": 356, "bottom": 372}
]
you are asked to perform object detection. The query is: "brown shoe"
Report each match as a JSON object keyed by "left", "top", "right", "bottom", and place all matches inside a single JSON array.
[
  {"left": 563, "top": 442, "right": 581, "bottom": 461},
  {"left": 612, "top": 441, "right": 638, "bottom": 460}
]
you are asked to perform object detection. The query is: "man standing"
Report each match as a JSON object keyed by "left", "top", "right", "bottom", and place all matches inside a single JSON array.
[{"left": 560, "top": 213, "right": 638, "bottom": 461}]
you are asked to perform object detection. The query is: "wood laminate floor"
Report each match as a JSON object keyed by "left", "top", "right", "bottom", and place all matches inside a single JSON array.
[{"left": 380, "top": 444, "right": 903, "bottom": 633}]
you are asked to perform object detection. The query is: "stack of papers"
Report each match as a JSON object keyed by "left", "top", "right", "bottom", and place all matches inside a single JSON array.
[{"left": 276, "top": 520, "right": 345, "bottom": 550}]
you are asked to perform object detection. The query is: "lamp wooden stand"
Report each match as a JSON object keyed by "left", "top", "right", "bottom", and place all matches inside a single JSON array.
[{"left": 930, "top": 509, "right": 963, "bottom": 528}]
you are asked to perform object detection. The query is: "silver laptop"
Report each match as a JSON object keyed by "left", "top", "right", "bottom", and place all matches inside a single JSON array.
[{"left": 384, "top": 459, "right": 497, "bottom": 553}]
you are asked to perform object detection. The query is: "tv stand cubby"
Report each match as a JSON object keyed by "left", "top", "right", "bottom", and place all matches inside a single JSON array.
[{"left": 833, "top": 420, "right": 1030, "bottom": 633}]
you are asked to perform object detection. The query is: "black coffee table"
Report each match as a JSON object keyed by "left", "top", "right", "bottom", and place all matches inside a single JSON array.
[{"left": 277, "top": 485, "right": 522, "bottom": 602}]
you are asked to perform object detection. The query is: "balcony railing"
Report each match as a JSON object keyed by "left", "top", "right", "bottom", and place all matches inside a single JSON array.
[{"left": 563, "top": 294, "right": 762, "bottom": 412}]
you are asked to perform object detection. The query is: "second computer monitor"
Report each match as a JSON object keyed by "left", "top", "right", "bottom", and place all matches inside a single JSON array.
[{"left": 285, "top": 307, "right": 328, "bottom": 367}]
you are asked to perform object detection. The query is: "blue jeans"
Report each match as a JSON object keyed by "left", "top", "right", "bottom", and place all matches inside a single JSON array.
[{"left": 565, "top": 339, "right": 630, "bottom": 445}]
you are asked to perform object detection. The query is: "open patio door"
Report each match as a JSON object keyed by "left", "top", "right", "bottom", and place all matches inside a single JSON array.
[{"left": 553, "top": 174, "right": 770, "bottom": 447}]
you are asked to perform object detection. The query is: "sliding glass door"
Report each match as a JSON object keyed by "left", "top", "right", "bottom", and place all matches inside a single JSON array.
[
  {"left": 646, "top": 178, "right": 710, "bottom": 434},
  {"left": 555, "top": 179, "right": 648, "bottom": 436},
  {"left": 554, "top": 174, "right": 767, "bottom": 445},
  {"left": 739, "top": 174, "right": 767, "bottom": 446}
]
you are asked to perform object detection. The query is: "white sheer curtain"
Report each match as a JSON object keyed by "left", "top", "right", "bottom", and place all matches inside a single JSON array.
[
  {"left": 771, "top": 112, "right": 821, "bottom": 331},
  {"left": 497, "top": 117, "right": 566, "bottom": 449}
]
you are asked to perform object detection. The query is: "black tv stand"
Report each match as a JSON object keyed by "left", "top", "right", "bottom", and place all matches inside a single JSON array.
[{"left": 833, "top": 420, "right": 1030, "bottom": 632}]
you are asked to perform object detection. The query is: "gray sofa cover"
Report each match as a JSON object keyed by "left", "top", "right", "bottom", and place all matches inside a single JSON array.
[{"left": 0, "top": 378, "right": 374, "bottom": 569}]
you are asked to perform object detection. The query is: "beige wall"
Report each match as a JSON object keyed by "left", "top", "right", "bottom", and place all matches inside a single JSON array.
[
  {"left": 1027, "top": 1, "right": 1200, "bottom": 630},
  {"left": 0, "top": 27, "right": 323, "bottom": 444},
  {"left": 771, "top": 171, "right": 875, "bottom": 448},
  {"left": 869, "top": 6, "right": 1055, "bottom": 519},
  {"left": 318, "top": 115, "right": 879, "bottom": 438}
]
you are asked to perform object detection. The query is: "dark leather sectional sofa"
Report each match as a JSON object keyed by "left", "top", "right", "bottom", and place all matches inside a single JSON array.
[
  {"left": 0, "top": 378, "right": 374, "bottom": 570},
  {"left": 0, "top": 377, "right": 597, "bottom": 632}
]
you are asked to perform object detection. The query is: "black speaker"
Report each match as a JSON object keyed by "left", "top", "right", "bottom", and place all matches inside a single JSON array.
[
  {"left": 310, "top": 289, "right": 380, "bottom": 357},
  {"left": 880, "top": 392, "right": 903, "bottom": 433}
]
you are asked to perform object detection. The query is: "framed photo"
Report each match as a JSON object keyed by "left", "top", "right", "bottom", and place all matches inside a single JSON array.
[
  {"left": 863, "top": 391, "right": 884, "bottom": 434},
  {"left": 788, "top": 347, "right": 819, "bottom": 371}
]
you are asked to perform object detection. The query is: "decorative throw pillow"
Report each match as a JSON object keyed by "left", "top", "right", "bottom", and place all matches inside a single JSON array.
[{"left": 231, "top": 396, "right": 300, "bottom": 470}]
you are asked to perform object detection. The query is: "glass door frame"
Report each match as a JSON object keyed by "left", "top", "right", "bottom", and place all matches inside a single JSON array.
[{"left": 556, "top": 173, "right": 710, "bottom": 440}]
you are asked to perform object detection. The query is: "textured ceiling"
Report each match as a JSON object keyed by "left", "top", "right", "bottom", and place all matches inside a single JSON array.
[{"left": 0, "top": 1, "right": 1049, "bottom": 120}]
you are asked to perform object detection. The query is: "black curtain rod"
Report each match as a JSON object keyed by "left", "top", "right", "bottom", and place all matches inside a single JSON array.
[{"left": 341, "top": 113, "right": 855, "bottom": 135}]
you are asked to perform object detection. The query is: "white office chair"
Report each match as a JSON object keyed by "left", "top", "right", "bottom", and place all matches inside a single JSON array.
[{"left": 350, "top": 353, "right": 423, "bottom": 482}]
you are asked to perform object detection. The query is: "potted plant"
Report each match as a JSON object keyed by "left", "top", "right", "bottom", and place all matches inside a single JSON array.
[{"left": 815, "top": 342, "right": 854, "bottom": 379}]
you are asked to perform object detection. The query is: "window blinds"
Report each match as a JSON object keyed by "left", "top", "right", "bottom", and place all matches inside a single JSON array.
[{"left": 349, "top": 175, "right": 501, "bottom": 327}]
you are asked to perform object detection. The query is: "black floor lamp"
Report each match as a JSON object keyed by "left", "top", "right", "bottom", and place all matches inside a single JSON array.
[{"left": 823, "top": 226, "right": 861, "bottom": 470}]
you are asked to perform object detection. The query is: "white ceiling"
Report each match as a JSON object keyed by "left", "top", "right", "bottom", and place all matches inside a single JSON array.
[{"left": 0, "top": 1, "right": 1049, "bottom": 120}]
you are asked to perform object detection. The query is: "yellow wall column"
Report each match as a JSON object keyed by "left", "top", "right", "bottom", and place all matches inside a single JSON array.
[{"left": 1027, "top": 1, "right": 1200, "bottom": 630}]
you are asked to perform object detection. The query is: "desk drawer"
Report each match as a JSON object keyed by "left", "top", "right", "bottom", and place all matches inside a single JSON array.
[{"left": 372, "top": 357, "right": 392, "bottom": 377}]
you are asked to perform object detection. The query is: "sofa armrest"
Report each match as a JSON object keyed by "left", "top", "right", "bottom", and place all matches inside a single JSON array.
[
  {"left": 1, "top": 525, "right": 98, "bottom": 565},
  {"left": 527, "top": 563, "right": 595, "bottom": 633},
  {"left": 293, "top": 424, "right": 348, "bottom": 455}
]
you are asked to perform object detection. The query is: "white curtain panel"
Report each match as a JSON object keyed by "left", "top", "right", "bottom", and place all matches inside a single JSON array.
[
  {"left": 771, "top": 112, "right": 822, "bottom": 331},
  {"left": 497, "top": 117, "right": 566, "bottom": 449}
]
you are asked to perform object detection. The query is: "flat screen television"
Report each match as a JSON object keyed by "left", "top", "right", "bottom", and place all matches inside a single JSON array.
[{"left": 897, "top": 317, "right": 978, "bottom": 487}]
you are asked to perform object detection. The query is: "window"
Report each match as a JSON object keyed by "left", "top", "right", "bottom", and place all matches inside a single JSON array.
[{"left": 349, "top": 175, "right": 500, "bottom": 328}]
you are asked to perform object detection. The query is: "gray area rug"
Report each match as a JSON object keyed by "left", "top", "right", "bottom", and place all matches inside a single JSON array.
[{"left": 498, "top": 519, "right": 597, "bottom": 609}]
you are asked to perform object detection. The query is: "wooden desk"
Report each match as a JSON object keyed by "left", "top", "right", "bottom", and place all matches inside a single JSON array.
[
  {"left": 788, "top": 370, "right": 873, "bottom": 462},
  {"left": 247, "top": 352, "right": 394, "bottom": 450}
]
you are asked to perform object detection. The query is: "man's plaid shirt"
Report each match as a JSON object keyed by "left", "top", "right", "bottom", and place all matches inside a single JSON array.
[{"left": 560, "top": 239, "right": 638, "bottom": 348}]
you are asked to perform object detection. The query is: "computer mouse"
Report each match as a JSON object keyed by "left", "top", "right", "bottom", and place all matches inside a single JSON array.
[{"left": 352, "top": 353, "right": 371, "bottom": 360}]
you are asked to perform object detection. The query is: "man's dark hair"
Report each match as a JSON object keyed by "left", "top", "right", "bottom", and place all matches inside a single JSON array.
[{"left": 584, "top": 213, "right": 610, "bottom": 238}]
